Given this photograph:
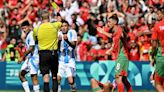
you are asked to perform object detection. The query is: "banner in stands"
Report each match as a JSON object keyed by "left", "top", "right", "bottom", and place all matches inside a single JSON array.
[{"left": 0, "top": 61, "right": 155, "bottom": 90}]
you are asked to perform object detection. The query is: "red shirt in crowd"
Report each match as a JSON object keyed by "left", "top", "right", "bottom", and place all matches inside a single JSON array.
[
  {"left": 76, "top": 41, "right": 88, "bottom": 61},
  {"left": 86, "top": 48, "right": 97, "bottom": 61},
  {"left": 129, "top": 47, "right": 140, "bottom": 61},
  {"left": 0, "top": 0, "right": 3, "bottom": 8},
  {"left": 97, "top": 49, "right": 108, "bottom": 60}
]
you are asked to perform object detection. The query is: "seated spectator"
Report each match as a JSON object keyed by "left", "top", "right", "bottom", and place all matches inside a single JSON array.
[
  {"left": 76, "top": 34, "right": 88, "bottom": 61},
  {"left": 106, "top": 38, "right": 115, "bottom": 60},
  {"left": 15, "top": 39, "right": 26, "bottom": 57},
  {"left": 139, "top": 36, "right": 152, "bottom": 62},
  {"left": 2, "top": 37, "right": 20, "bottom": 62},
  {"left": 86, "top": 42, "right": 97, "bottom": 61},
  {"left": 97, "top": 38, "right": 108, "bottom": 60},
  {"left": 128, "top": 40, "right": 140, "bottom": 61},
  {"left": 0, "top": 17, "right": 8, "bottom": 58}
]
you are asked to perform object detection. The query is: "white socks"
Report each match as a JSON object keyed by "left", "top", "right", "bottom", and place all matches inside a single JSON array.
[
  {"left": 58, "top": 85, "right": 61, "bottom": 92},
  {"left": 22, "top": 81, "right": 30, "bottom": 92},
  {"left": 22, "top": 81, "right": 40, "bottom": 92},
  {"left": 33, "top": 85, "right": 40, "bottom": 92}
]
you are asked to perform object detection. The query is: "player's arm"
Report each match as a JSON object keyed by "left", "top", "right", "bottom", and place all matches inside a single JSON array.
[
  {"left": 18, "top": 32, "right": 35, "bottom": 64},
  {"left": 97, "top": 27, "right": 112, "bottom": 38},
  {"left": 63, "top": 31, "right": 77, "bottom": 49},
  {"left": 151, "top": 39, "right": 157, "bottom": 66},
  {"left": 151, "top": 26, "right": 158, "bottom": 66},
  {"left": 63, "top": 34, "right": 76, "bottom": 48}
]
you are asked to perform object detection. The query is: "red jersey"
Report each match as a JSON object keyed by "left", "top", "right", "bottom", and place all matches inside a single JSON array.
[
  {"left": 129, "top": 48, "right": 140, "bottom": 61},
  {"left": 0, "top": 0, "right": 3, "bottom": 8},
  {"left": 112, "top": 26, "right": 129, "bottom": 59},
  {"left": 97, "top": 49, "right": 108, "bottom": 60},
  {"left": 76, "top": 42, "right": 88, "bottom": 61},
  {"left": 152, "top": 19, "right": 164, "bottom": 55},
  {"left": 112, "top": 26, "right": 122, "bottom": 59},
  {"left": 86, "top": 48, "right": 97, "bottom": 61}
]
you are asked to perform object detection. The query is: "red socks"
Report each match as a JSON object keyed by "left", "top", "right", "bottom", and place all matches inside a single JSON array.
[
  {"left": 117, "top": 83, "right": 124, "bottom": 92},
  {"left": 127, "top": 86, "right": 132, "bottom": 92}
]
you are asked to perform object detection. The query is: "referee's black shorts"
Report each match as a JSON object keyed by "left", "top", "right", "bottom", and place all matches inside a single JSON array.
[{"left": 39, "top": 50, "right": 58, "bottom": 76}]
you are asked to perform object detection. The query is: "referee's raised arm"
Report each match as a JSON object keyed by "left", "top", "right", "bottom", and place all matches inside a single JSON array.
[{"left": 34, "top": 10, "right": 61, "bottom": 92}]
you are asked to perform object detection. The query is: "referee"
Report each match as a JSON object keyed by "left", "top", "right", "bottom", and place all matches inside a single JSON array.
[{"left": 33, "top": 11, "right": 62, "bottom": 92}]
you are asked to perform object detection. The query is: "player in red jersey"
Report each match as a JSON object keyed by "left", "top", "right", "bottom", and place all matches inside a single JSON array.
[
  {"left": 151, "top": 6, "right": 164, "bottom": 92},
  {"left": 98, "top": 14, "right": 132, "bottom": 92}
]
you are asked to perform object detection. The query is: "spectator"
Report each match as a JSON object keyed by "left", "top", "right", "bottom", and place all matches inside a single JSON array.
[
  {"left": 8, "top": 18, "right": 21, "bottom": 40},
  {"left": 2, "top": 37, "right": 20, "bottom": 62},
  {"left": 128, "top": 40, "right": 140, "bottom": 61}
]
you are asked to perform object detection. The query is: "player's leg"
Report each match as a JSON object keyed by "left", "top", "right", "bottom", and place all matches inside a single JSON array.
[
  {"left": 29, "top": 57, "right": 40, "bottom": 92},
  {"left": 154, "top": 55, "right": 164, "bottom": 92},
  {"left": 31, "top": 74, "right": 40, "bottom": 92},
  {"left": 103, "top": 81, "right": 113, "bottom": 92},
  {"left": 155, "top": 81, "right": 164, "bottom": 92},
  {"left": 19, "top": 59, "right": 30, "bottom": 92},
  {"left": 155, "top": 72, "right": 164, "bottom": 92},
  {"left": 39, "top": 51, "right": 51, "bottom": 92},
  {"left": 57, "top": 62, "right": 65, "bottom": 92},
  {"left": 67, "top": 67, "right": 76, "bottom": 92},
  {"left": 122, "top": 61, "right": 132, "bottom": 92},
  {"left": 115, "top": 75, "right": 124, "bottom": 92},
  {"left": 50, "top": 51, "right": 59, "bottom": 92},
  {"left": 115, "top": 58, "right": 124, "bottom": 92},
  {"left": 90, "top": 78, "right": 103, "bottom": 92},
  {"left": 57, "top": 75, "right": 62, "bottom": 92},
  {"left": 122, "top": 76, "right": 132, "bottom": 92}
]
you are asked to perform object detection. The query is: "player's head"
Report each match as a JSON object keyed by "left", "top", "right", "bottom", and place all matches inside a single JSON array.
[
  {"left": 41, "top": 10, "right": 49, "bottom": 21},
  {"left": 107, "top": 14, "right": 118, "bottom": 29},
  {"left": 61, "top": 20, "right": 69, "bottom": 34},
  {"left": 157, "top": 6, "right": 164, "bottom": 20},
  {"left": 21, "top": 21, "right": 30, "bottom": 33}
]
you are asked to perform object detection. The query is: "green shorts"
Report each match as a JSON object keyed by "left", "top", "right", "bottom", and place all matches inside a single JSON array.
[
  {"left": 115, "top": 56, "right": 129, "bottom": 76},
  {"left": 155, "top": 55, "right": 164, "bottom": 77}
]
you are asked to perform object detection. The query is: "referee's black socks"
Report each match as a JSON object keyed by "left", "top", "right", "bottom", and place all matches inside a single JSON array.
[
  {"left": 52, "top": 79, "right": 58, "bottom": 92},
  {"left": 70, "top": 83, "right": 76, "bottom": 92},
  {"left": 44, "top": 82, "right": 50, "bottom": 92}
]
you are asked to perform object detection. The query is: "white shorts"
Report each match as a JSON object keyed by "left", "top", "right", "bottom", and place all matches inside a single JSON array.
[
  {"left": 58, "top": 59, "right": 76, "bottom": 78},
  {"left": 21, "top": 56, "right": 39, "bottom": 75}
]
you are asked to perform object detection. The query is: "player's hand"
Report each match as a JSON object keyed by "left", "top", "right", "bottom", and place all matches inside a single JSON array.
[
  {"left": 63, "top": 34, "right": 68, "bottom": 40},
  {"left": 18, "top": 57, "right": 23, "bottom": 64},
  {"left": 58, "top": 35, "right": 62, "bottom": 41}
]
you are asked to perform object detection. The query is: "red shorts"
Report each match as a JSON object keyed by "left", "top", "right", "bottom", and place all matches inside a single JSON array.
[
  {"left": 155, "top": 72, "right": 164, "bottom": 84},
  {"left": 120, "top": 70, "right": 128, "bottom": 76}
]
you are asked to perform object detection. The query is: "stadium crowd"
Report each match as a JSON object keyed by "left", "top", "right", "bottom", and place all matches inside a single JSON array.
[{"left": 0, "top": 0, "right": 164, "bottom": 62}]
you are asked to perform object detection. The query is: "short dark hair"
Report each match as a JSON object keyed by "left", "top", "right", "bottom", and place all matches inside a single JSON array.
[
  {"left": 62, "top": 20, "right": 69, "bottom": 25},
  {"left": 159, "top": 5, "right": 164, "bottom": 12},
  {"left": 108, "top": 14, "right": 119, "bottom": 24},
  {"left": 108, "top": 38, "right": 113, "bottom": 43},
  {"left": 21, "top": 21, "right": 30, "bottom": 27}
]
